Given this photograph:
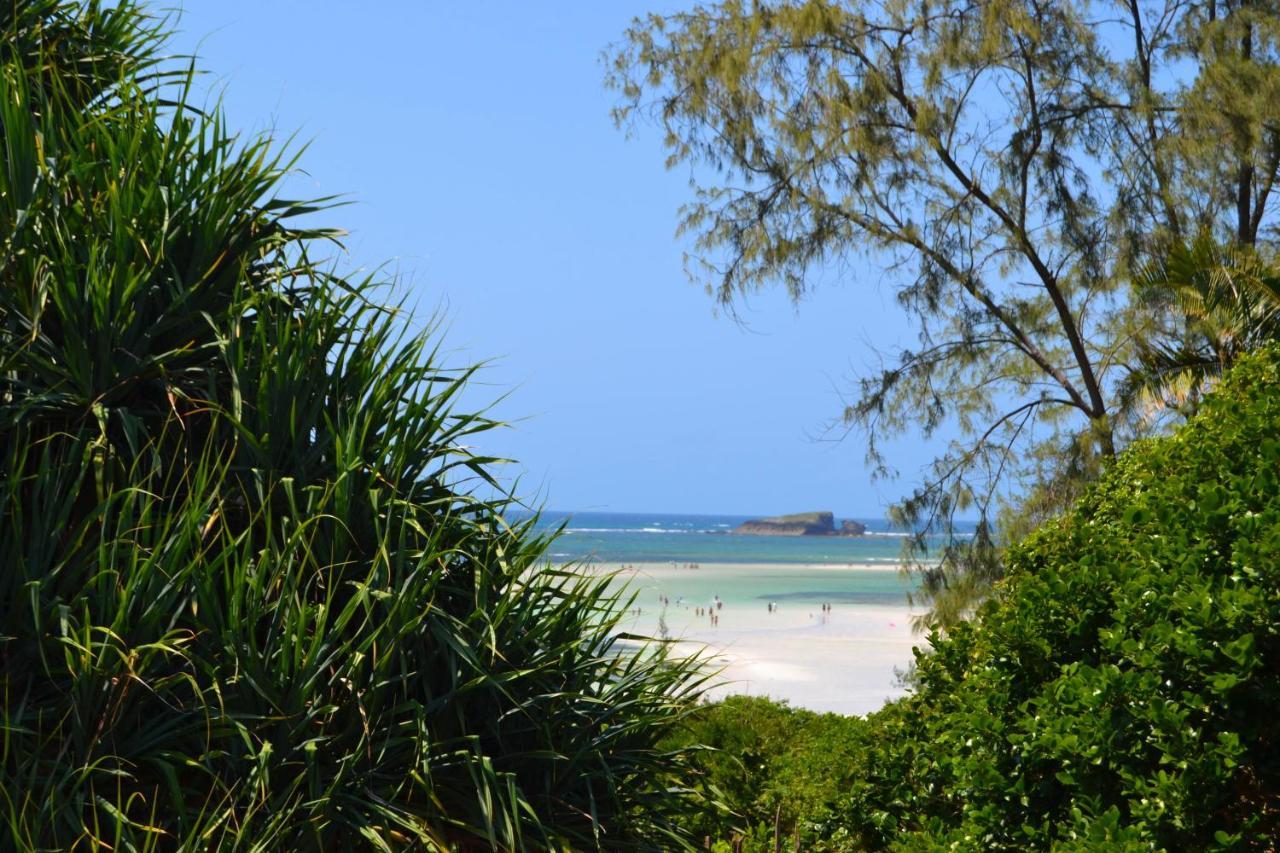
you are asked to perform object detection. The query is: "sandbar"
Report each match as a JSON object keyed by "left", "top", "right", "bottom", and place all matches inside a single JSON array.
[{"left": 593, "top": 561, "right": 926, "bottom": 716}]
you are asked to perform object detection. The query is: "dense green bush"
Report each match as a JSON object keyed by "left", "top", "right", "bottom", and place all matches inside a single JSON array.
[
  {"left": 665, "top": 696, "right": 871, "bottom": 852},
  {"left": 829, "top": 345, "right": 1280, "bottom": 849},
  {"left": 0, "top": 4, "right": 705, "bottom": 849},
  {"left": 679, "top": 347, "right": 1280, "bottom": 850}
]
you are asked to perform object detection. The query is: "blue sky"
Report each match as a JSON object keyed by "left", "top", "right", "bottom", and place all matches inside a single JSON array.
[{"left": 168, "top": 2, "right": 942, "bottom": 518}]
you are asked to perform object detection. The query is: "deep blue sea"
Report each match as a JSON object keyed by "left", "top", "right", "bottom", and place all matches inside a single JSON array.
[{"left": 522, "top": 511, "right": 960, "bottom": 566}]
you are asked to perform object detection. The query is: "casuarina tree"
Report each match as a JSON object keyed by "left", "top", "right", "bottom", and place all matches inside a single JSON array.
[{"left": 608, "top": 0, "right": 1280, "bottom": 625}]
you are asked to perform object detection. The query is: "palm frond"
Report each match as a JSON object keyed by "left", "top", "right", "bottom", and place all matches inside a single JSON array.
[{"left": 1122, "top": 234, "right": 1280, "bottom": 421}]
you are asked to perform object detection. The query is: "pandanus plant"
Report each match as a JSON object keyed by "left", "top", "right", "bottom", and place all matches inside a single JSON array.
[{"left": 0, "top": 3, "right": 708, "bottom": 849}]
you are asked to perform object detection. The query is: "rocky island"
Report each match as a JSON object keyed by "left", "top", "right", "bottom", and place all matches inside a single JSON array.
[{"left": 733, "top": 511, "right": 866, "bottom": 537}]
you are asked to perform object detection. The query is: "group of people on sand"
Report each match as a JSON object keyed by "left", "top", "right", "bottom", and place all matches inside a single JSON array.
[
  {"left": 619, "top": 562, "right": 703, "bottom": 571},
  {"left": 766, "top": 601, "right": 834, "bottom": 615},
  {"left": 693, "top": 595, "right": 723, "bottom": 625},
  {"left": 640, "top": 593, "right": 841, "bottom": 628}
]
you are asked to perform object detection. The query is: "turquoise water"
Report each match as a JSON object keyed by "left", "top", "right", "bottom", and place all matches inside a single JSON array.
[
  {"left": 527, "top": 510, "right": 951, "bottom": 565},
  {"left": 516, "top": 511, "right": 967, "bottom": 610},
  {"left": 610, "top": 563, "right": 914, "bottom": 610}
]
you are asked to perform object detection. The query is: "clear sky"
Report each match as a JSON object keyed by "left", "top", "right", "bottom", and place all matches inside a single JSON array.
[{"left": 167, "top": 2, "right": 945, "bottom": 518}]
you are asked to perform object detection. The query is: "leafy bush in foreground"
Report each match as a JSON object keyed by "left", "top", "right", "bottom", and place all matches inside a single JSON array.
[
  {"left": 682, "top": 347, "right": 1280, "bottom": 851},
  {"left": 0, "top": 4, "right": 704, "bottom": 849},
  {"left": 835, "top": 345, "right": 1280, "bottom": 849},
  {"left": 665, "top": 696, "right": 868, "bottom": 851}
]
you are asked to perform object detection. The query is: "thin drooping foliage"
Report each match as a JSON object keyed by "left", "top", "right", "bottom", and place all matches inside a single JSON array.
[
  {"left": 608, "top": 0, "right": 1280, "bottom": 626},
  {"left": 0, "top": 3, "right": 708, "bottom": 849}
]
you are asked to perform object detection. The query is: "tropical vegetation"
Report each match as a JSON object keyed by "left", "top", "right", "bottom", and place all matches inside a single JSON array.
[
  {"left": 662, "top": 696, "right": 869, "bottom": 851},
  {"left": 8, "top": 1, "right": 1280, "bottom": 849},
  {"left": 673, "top": 345, "right": 1280, "bottom": 849},
  {"left": 0, "top": 3, "right": 707, "bottom": 849}
]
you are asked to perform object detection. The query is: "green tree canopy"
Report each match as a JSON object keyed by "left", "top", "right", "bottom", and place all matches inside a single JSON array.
[{"left": 608, "top": 0, "right": 1280, "bottom": 624}]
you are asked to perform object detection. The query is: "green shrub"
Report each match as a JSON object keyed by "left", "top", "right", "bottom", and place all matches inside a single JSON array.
[
  {"left": 0, "top": 4, "right": 705, "bottom": 849},
  {"left": 837, "top": 346, "right": 1280, "bottom": 849},
  {"left": 666, "top": 696, "right": 869, "bottom": 851}
]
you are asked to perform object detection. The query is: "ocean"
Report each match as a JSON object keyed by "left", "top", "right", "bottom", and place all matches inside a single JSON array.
[
  {"left": 515, "top": 511, "right": 950, "bottom": 609},
  {"left": 528, "top": 510, "right": 930, "bottom": 565}
]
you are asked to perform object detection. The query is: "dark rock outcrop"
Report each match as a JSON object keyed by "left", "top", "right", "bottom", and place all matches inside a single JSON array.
[{"left": 733, "top": 512, "right": 866, "bottom": 537}]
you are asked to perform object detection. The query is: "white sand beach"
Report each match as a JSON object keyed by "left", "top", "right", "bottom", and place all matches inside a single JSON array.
[{"left": 604, "top": 562, "right": 924, "bottom": 716}]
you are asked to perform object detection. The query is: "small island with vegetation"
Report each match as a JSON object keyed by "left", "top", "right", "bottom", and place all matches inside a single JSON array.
[{"left": 733, "top": 511, "right": 866, "bottom": 536}]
